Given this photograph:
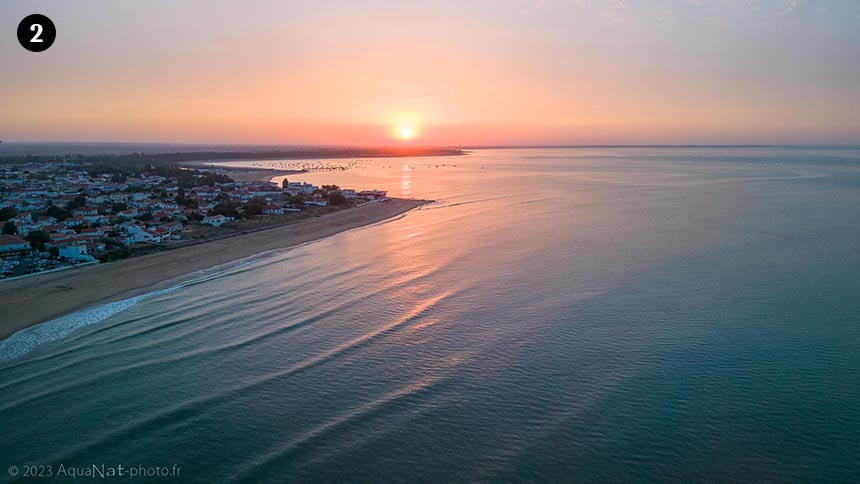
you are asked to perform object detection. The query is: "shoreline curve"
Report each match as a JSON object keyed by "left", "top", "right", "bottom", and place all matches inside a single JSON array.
[{"left": 0, "top": 198, "right": 428, "bottom": 344}]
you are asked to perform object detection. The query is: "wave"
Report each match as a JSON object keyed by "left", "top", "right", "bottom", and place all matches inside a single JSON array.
[
  {"left": 0, "top": 292, "right": 166, "bottom": 363},
  {"left": 0, "top": 256, "right": 271, "bottom": 364},
  {"left": 0, "top": 210, "right": 411, "bottom": 366}
]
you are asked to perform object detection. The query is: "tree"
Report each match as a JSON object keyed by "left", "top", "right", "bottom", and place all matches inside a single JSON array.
[
  {"left": 211, "top": 200, "right": 240, "bottom": 218},
  {"left": 321, "top": 184, "right": 340, "bottom": 192},
  {"left": 46, "top": 206, "right": 71, "bottom": 221},
  {"left": 2, "top": 221, "right": 17, "bottom": 235},
  {"left": 25, "top": 230, "right": 50, "bottom": 250},
  {"left": 242, "top": 196, "right": 267, "bottom": 216},
  {"left": 281, "top": 179, "right": 290, "bottom": 189},
  {"left": 175, "top": 186, "right": 198, "bottom": 208},
  {"left": 282, "top": 193, "right": 305, "bottom": 208},
  {"left": 66, "top": 196, "right": 87, "bottom": 210},
  {"left": 326, "top": 192, "right": 347, "bottom": 206},
  {"left": 0, "top": 206, "right": 17, "bottom": 221}
]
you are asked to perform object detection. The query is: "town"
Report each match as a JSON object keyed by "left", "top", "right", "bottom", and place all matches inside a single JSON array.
[{"left": 0, "top": 158, "right": 386, "bottom": 279}]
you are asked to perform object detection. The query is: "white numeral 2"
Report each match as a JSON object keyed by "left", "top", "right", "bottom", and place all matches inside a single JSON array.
[{"left": 30, "top": 24, "right": 44, "bottom": 43}]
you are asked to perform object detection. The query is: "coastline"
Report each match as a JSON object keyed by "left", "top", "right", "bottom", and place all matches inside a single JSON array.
[{"left": 0, "top": 198, "right": 428, "bottom": 343}]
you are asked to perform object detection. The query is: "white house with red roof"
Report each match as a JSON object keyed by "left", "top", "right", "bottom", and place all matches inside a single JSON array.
[
  {"left": 0, "top": 234, "right": 30, "bottom": 253},
  {"left": 263, "top": 204, "right": 285, "bottom": 215}
]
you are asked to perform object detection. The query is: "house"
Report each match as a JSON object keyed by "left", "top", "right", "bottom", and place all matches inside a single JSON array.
[
  {"left": 202, "top": 214, "right": 233, "bottom": 227},
  {"left": 83, "top": 214, "right": 104, "bottom": 224},
  {"left": 64, "top": 216, "right": 86, "bottom": 227},
  {"left": 46, "top": 232, "right": 78, "bottom": 246},
  {"left": 357, "top": 190, "right": 388, "bottom": 201},
  {"left": 263, "top": 204, "right": 284, "bottom": 215},
  {"left": 58, "top": 243, "right": 95, "bottom": 262},
  {"left": 0, "top": 234, "right": 30, "bottom": 253},
  {"left": 133, "top": 229, "right": 161, "bottom": 243},
  {"left": 85, "top": 240, "right": 107, "bottom": 253},
  {"left": 79, "top": 228, "right": 104, "bottom": 238},
  {"left": 163, "top": 221, "right": 184, "bottom": 235},
  {"left": 285, "top": 181, "right": 319, "bottom": 194},
  {"left": 72, "top": 207, "right": 98, "bottom": 216}
]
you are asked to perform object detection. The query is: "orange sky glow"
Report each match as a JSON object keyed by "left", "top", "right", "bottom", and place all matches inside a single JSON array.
[{"left": 2, "top": 1, "right": 859, "bottom": 145}]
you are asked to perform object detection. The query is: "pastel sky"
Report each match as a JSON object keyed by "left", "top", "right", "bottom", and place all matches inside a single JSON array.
[{"left": 2, "top": 0, "right": 859, "bottom": 145}]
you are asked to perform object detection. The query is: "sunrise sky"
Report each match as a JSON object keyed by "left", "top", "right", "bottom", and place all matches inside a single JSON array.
[{"left": 2, "top": 0, "right": 859, "bottom": 145}]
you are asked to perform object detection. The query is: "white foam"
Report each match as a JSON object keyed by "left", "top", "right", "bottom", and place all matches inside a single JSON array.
[
  {"left": 0, "top": 292, "right": 157, "bottom": 363},
  {"left": 0, "top": 255, "right": 274, "bottom": 363},
  {"left": 0, "top": 222, "right": 360, "bottom": 363}
]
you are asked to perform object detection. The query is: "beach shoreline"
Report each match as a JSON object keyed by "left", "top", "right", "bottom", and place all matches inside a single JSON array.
[{"left": 0, "top": 198, "right": 428, "bottom": 343}]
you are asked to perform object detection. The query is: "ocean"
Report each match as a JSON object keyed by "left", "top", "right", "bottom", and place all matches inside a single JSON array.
[{"left": 1, "top": 147, "right": 859, "bottom": 483}]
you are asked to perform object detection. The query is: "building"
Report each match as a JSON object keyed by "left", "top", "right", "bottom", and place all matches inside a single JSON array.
[
  {"left": 357, "top": 190, "right": 388, "bottom": 201},
  {"left": 286, "top": 181, "right": 319, "bottom": 194},
  {"left": 0, "top": 234, "right": 30, "bottom": 254},
  {"left": 263, "top": 204, "right": 284, "bottom": 215},
  {"left": 202, "top": 214, "right": 233, "bottom": 227},
  {"left": 58, "top": 243, "right": 95, "bottom": 262}
]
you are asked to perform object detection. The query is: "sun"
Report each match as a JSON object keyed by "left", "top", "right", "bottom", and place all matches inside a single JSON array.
[
  {"left": 389, "top": 114, "right": 421, "bottom": 141},
  {"left": 397, "top": 125, "right": 416, "bottom": 141}
]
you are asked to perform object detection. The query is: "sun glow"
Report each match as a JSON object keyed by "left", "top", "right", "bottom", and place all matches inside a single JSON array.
[
  {"left": 390, "top": 113, "right": 421, "bottom": 141},
  {"left": 398, "top": 126, "right": 415, "bottom": 140}
]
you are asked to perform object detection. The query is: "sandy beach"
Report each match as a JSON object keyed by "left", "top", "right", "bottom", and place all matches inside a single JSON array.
[{"left": 0, "top": 198, "right": 427, "bottom": 342}]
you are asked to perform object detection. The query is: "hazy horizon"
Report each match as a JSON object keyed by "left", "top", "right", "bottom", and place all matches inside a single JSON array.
[{"left": 0, "top": 140, "right": 860, "bottom": 154}]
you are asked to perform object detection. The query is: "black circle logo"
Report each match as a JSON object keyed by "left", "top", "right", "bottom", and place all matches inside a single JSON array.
[{"left": 17, "top": 14, "right": 56, "bottom": 52}]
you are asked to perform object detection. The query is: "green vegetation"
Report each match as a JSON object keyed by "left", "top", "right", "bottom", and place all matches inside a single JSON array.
[
  {"left": 66, "top": 196, "right": 87, "bottom": 210},
  {"left": 98, "top": 249, "right": 130, "bottom": 263},
  {"left": 326, "top": 192, "right": 348, "bottom": 206},
  {"left": 0, "top": 206, "right": 17, "bottom": 221},
  {"left": 25, "top": 230, "right": 50, "bottom": 250},
  {"left": 243, "top": 196, "right": 268, "bottom": 216},
  {"left": 46, "top": 206, "right": 71, "bottom": 221},
  {"left": 282, "top": 193, "right": 308, "bottom": 208},
  {"left": 212, "top": 199, "right": 241, "bottom": 218}
]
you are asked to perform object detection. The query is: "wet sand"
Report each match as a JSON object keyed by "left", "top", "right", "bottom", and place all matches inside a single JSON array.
[{"left": 0, "top": 198, "right": 427, "bottom": 342}]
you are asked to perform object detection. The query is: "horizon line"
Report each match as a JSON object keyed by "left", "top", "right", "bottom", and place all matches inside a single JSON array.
[{"left": 2, "top": 141, "right": 860, "bottom": 150}]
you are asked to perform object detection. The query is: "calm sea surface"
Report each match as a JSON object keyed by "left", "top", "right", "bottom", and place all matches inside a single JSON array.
[{"left": 1, "top": 147, "right": 859, "bottom": 483}]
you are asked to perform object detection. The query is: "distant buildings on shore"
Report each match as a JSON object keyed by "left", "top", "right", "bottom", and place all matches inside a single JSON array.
[{"left": 0, "top": 159, "right": 386, "bottom": 278}]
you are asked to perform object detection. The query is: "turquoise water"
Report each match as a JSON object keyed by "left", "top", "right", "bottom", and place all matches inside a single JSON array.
[{"left": 1, "top": 147, "right": 859, "bottom": 483}]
